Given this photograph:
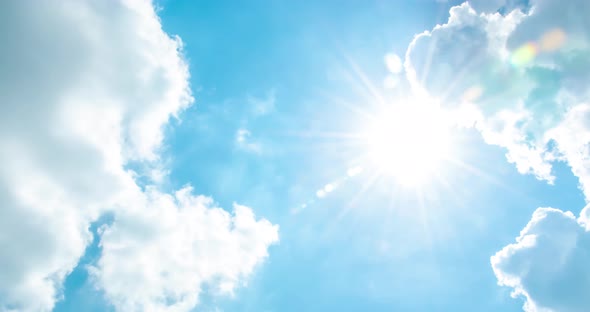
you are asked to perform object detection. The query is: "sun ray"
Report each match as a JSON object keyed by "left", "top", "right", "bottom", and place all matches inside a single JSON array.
[
  {"left": 435, "top": 49, "right": 491, "bottom": 107},
  {"left": 282, "top": 129, "right": 362, "bottom": 140},
  {"left": 446, "top": 157, "right": 509, "bottom": 191},
  {"left": 344, "top": 55, "right": 388, "bottom": 110},
  {"left": 336, "top": 170, "right": 381, "bottom": 220},
  {"left": 318, "top": 91, "right": 375, "bottom": 121},
  {"left": 292, "top": 54, "right": 479, "bottom": 249},
  {"left": 447, "top": 156, "right": 539, "bottom": 202},
  {"left": 432, "top": 170, "right": 466, "bottom": 210}
]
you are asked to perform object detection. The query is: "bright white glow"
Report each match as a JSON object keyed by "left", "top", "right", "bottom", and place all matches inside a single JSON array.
[
  {"left": 324, "top": 183, "right": 335, "bottom": 192},
  {"left": 384, "top": 53, "right": 403, "bottom": 74},
  {"left": 383, "top": 75, "right": 400, "bottom": 89},
  {"left": 316, "top": 189, "right": 326, "bottom": 198},
  {"left": 362, "top": 99, "right": 451, "bottom": 186},
  {"left": 347, "top": 166, "right": 364, "bottom": 177}
]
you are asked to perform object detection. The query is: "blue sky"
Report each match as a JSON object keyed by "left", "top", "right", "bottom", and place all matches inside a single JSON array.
[{"left": 2, "top": 1, "right": 590, "bottom": 312}]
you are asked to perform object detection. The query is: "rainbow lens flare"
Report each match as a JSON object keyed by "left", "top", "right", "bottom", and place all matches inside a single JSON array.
[{"left": 510, "top": 42, "right": 538, "bottom": 67}]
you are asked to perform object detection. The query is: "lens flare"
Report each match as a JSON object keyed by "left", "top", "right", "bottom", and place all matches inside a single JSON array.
[
  {"left": 384, "top": 53, "right": 403, "bottom": 74},
  {"left": 511, "top": 42, "right": 538, "bottom": 67},
  {"left": 462, "top": 86, "right": 484, "bottom": 103},
  {"left": 540, "top": 28, "right": 566, "bottom": 52},
  {"left": 510, "top": 28, "right": 567, "bottom": 67}
]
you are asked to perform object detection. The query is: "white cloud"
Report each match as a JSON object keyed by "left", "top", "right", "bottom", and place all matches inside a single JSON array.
[
  {"left": 405, "top": 3, "right": 540, "bottom": 174},
  {"left": 248, "top": 90, "right": 276, "bottom": 116},
  {"left": 0, "top": 1, "right": 277, "bottom": 311},
  {"left": 546, "top": 104, "right": 590, "bottom": 200},
  {"left": 92, "top": 187, "right": 278, "bottom": 312},
  {"left": 404, "top": 1, "right": 590, "bottom": 310},
  {"left": 404, "top": 3, "right": 546, "bottom": 179},
  {"left": 235, "top": 128, "right": 262, "bottom": 153},
  {"left": 491, "top": 206, "right": 590, "bottom": 312},
  {"left": 406, "top": 0, "right": 590, "bottom": 184},
  {"left": 236, "top": 129, "right": 251, "bottom": 142}
]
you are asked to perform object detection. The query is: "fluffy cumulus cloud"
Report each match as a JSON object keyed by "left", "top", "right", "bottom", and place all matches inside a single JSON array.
[
  {"left": 93, "top": 187, "right": 278, "bottom": 311},
  {"left": 406, "top": 0, "right": 590, "bottom": 188},
  {"left": 547, "top": 104, "right": 590, "bottom": 199},
  {"left": 0, "top": 1, "right": 277, "bottom": 311},
  {"left": 491, "top": 207, "right": 590, "bottom": 312},
  {"left": 404, "top": 0, "right": 590, "bottom": 310}
]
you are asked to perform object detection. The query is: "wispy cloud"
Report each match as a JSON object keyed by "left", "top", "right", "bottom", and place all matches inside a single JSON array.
[
  {"left": 235, "top": 128, "right": 262, "bottom": 153},
  {"left": 248, "top": 89, "right": 276, "bottom": 116}
]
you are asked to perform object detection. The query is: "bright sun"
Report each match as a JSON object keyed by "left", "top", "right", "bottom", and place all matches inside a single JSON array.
[{"left": 362, "top": 99, "right": 451, "bottom": 186}]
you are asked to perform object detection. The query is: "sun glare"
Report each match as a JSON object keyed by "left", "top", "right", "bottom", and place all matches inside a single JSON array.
[{"left": 362, "top": 99, "right": 451, "bottom": 186}]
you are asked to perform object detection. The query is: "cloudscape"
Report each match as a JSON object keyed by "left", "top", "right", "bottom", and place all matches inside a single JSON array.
[{"left": 1, "top": 0, "right": 589, "bottom": 311}]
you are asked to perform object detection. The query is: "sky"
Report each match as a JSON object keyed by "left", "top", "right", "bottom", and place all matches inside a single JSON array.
[{"left": 1, "top": 0, "right": 590, "bottom": 312}]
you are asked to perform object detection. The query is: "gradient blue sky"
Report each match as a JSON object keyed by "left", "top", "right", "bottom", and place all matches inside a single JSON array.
[{"left": 2, "top": 1, "right": 590, "bottom": 312}]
